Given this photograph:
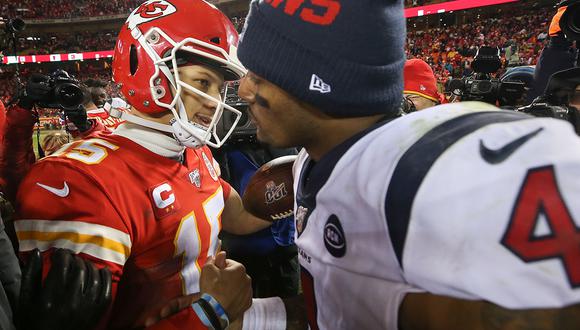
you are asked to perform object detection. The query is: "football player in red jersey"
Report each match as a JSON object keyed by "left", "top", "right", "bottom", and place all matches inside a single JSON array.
[{"left": 13, "top": 0, "right": 270, "bottom": 329}]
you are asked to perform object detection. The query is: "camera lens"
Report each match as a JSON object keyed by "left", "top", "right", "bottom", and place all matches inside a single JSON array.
[
  {"left": 477, "top": 81, "right": 493, "bottom": 94},
  {"left": 571, "top": 6, "right": 580, "bottom": 33},
  {"left": 561, "top": 2, "right": 580, "bottom": 39},
  {"left": 55, "top": 83, "right": 84, "bottom": 109},
  {"left": 5, "top": 18, "right": 25, "bottom": 33}
]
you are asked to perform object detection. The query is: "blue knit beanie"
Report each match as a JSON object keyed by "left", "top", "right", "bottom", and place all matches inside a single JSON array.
[{"left": 238, "top": 0, "right": 406, "bottom": 118}]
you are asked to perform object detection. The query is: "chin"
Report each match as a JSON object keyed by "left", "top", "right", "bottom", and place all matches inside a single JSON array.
[{"left": 257, "top": 134, "right": 290, "bottom": 149}]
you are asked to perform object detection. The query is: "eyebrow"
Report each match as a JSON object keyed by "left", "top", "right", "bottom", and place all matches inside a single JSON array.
[
  {"left": 255, "top": 93, "right": 270, "bottom": 108},
  {"left": 247, "top": 72, "right": 261, "bottom": 84}
]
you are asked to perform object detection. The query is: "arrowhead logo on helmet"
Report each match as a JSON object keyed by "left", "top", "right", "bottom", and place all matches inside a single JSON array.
[
  {"left": 137, "top": 2, "right": 169, "bottom": 19},
  {"left": 127, "top": 0, "right": 176, "bottom": 29},
  {"left": 112, "top": 0, "right": 247, "bottom": 149}
]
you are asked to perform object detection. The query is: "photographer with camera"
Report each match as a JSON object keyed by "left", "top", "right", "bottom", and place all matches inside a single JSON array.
[
  {"left": 0, "top": 96, "right": 112, "bottom": 330},
  {"left": 514, "top": 1, "right": 580, "bottom": 134},
  {"left": 527, "top": 1, "right": 578, "bottom": 103},
  {"left": 448, "top": 46, "right": 526, "bottom": 108},
  {"left": 0, "top": 70, "right": 102, "bottom": 204}
]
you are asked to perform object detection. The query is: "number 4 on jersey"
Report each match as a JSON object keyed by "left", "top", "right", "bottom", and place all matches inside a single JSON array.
[{"left": 502, "top": 166, "right": 580, "bottom": 288}]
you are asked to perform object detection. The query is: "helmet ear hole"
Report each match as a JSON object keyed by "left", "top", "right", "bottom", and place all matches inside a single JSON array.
[
  {"left": 210, "top": 37, "right": 220, "bottom": 45},
  {"left": 130, "top": 44, "right": 138, "bottom": 76}
]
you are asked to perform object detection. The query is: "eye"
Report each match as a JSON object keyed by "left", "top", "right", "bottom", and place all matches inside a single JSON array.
[{"left": 194, "top": 79, "right": 210, "bottom": 90}]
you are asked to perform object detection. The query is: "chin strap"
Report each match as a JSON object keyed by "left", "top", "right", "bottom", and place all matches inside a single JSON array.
[
  {"left": 170, "top": 118, "right": 206, "bottom": 148},
  {"left": 109, "top": 107, "right": 173, "bottom": 133},
  {"left": 108, "top": 106, "right": 208, "bottom": 148}
]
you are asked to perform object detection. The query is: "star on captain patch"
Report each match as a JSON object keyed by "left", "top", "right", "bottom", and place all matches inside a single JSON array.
[{"left": 189, "top": 169, "right": 201, "bottom": 188}]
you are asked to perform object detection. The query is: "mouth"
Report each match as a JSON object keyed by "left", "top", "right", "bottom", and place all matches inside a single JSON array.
[{"left": 193, "top": 113, "right": 213, "bottom": 128}]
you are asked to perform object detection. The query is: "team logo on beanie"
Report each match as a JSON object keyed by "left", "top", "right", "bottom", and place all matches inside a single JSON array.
[
  {"left": 127, "top": 0, "right": 176, "bottom": 29},
  {"left": 263, "top": 0, "right": 341, "bottom": 26},
  {"left": 309, "top": 74, "right": 331, "bottom": 94}
]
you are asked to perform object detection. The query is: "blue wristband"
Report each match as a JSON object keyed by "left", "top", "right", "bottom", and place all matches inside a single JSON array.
[
  {"left": 192, "top": 301, "right": 216, "bottom": 330},
  {"left": 201, "top": 293, "right": 230, "bottom": 329}
]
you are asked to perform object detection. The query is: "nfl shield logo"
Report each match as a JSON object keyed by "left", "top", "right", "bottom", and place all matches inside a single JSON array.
[
  {"left": 189, "top": 169, "right": 201, "bottom": 188},
  {"left": 295, "top": 206, "right": 308, "bottom": 235}
]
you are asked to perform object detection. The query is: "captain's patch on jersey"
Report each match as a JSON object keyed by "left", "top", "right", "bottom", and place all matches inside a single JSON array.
[{"left": 149, "top": 182, "right": 181, "bottom": 219}]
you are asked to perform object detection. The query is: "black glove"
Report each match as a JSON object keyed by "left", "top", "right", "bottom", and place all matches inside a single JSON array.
[
  {"left": 17, "top": 248, "right": 112, "bottom": 330},
  {"left": 17, "top": 74, "right": 53, "bottom": 110},
  {"left": 64, "top": 104, "right": 91, "bottom": 132}
]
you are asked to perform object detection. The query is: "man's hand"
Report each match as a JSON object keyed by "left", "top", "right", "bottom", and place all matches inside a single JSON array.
[
  {"left": 17, "top": 74, "right": 52, "bottom": 110},
  {"left": 17, "top": 248, "right": 112, "bottom": 330},
  {"left": 64, "top": 104, "right": 91, "bottom": 132},
  {"left": 143, "top": 251, "right": 252, "bottom": 328},
  {"left": 200, "top": 251, "right": 253, "bottom": 322}
]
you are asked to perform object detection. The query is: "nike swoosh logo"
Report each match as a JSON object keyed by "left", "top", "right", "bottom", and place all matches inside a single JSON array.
[
  {"left": 36, "top": 182, "right": 70, "bottom": 197},
  {"left": 480, "top": 127, "right": 543, "bottom": 164}
]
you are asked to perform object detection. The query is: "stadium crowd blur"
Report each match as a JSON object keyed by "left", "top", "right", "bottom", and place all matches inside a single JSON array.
[
  {"left": 407, "top": 10, "right": 553, "bottom": 86},
  {"left": 1, "top": 0, "right": 142, "bottom": 19},
  {"left": 0, "top": 1, "right": 560, "bottom": 117}
]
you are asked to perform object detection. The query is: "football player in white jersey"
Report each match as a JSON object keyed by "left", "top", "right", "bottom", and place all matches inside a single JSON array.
[{"left": 231, "top": 0, "right": 580, "bottom": 329}]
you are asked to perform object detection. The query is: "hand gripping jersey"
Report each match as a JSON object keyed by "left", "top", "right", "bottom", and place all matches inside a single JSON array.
[
  {"left": 293, "top": 102, "right": 580, "bottom": 330},
  {"left": 14, "top": 131, "right": 231, "bottom": 329}
]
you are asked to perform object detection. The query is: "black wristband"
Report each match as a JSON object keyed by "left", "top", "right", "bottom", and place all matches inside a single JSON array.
[{"left": 197, "top": 297, "right": 224, "bottom": 330}]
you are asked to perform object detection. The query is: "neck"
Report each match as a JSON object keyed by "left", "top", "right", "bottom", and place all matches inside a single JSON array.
[
  {"left": 304, "top": 114, "right": 385, "bottom": 161},
  {"left": 114, "top": 122, "right": 186, "bottom": 160}
]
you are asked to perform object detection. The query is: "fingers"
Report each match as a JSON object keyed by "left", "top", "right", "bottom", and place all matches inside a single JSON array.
[
  {"left": 242, "top": 274, "right": 253, "bottom": 312},
  {"left": 97, "top": 267, "right": 112, "bottom": 307},
  {"left": 205, "top": 254, "right": 215, "bottom": 266},
  {"left": 18, "top": 248, "right": 42, "bottom": 321},
  {"left": 41, "top": 249, "right": 74, "bottom": 310},
  {"left": 20, "top": 248, "right": 42, "bottom": 299},
  {"left": 82, "top": 257, "right": 100, "bottom": 299},
  {"left": 214, "top": 251, "right": 227, "bottom": 269},
  {"left": 62, "top": 253, "right": 88, "bottom": 317},
  {"left": 82, "top": 263, "right": 112, "bottom": 329}
]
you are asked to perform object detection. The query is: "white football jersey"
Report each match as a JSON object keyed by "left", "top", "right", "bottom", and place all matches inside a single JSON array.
[{"left": 293, "top": 102, "right": 580, "bottom": 330}]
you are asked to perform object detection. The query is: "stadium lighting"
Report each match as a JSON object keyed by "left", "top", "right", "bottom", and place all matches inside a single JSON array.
[
  {"left": 405, "top": 0, "right": 519, "bottom": 18},
  {"left": 2, "top": 50, "right": 114, "bottom": 64}
]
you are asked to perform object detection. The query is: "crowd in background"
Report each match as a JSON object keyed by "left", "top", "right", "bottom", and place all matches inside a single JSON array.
[
  {"left": 2, "top": 0, "right": 142, "bottom": 19},
  {"left": 0, "top": 2, "right": 560, "bottom": 123},
  {"left": 16, "top": 30, "right": 117, "bottom": 55},
  {"left": 407, "top": 11, "right": 553, "bottom": 85},
  {"left": 0, "top": 62, "right": 116, "bottom": 121}
]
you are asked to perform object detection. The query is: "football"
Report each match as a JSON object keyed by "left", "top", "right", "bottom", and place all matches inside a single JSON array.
[{"left": 242, "top": 155, "right": 297, "bottom": 222}]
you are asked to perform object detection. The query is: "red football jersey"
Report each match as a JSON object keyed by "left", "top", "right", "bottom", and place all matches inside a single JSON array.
[{"left": 15, "top": 131, "right": 231, "bottom": 329}]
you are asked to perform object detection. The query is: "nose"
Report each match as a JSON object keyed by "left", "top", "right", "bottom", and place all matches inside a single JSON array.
[
  {"left": 238, "top": 75, "right": 256, "bottom": 103},
  {"left": 202, "top": 87, "right": 221, "bottom": 110}
]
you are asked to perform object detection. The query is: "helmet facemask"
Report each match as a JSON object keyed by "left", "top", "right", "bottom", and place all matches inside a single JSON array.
[{"left": 121, "top": 26, "right": 245, "bottom": 148}]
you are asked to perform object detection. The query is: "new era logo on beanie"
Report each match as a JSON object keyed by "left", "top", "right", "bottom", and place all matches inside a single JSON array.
[
  {"left": 310, "top": 74, "right": 331, "bottom": 94},
  {"left": 238, "top": 0, "right": 406, "bottom": 118}
]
